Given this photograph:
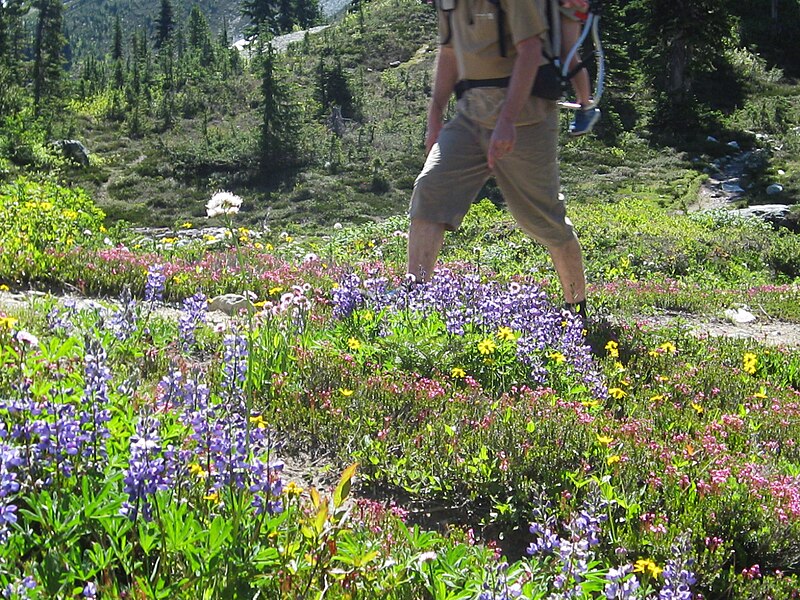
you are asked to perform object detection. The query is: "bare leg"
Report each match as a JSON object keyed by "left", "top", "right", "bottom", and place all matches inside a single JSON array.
[
  {"left": 548, "top": 237, "right": 586, "bottom": 304},
  {"left": 561, "top": 20, "right": 592, "bottom": 107},
  {"left": 407, "top": 218, "right": 446, "bottom": 282}
]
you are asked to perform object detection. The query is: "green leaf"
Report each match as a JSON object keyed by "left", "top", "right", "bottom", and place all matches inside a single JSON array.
[{"left": 333, "top": 462, "right": 358, "bottom": 509}]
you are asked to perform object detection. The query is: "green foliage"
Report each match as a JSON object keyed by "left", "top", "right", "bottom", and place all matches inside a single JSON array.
[{"left": 0, "top": 178, "right": 105, "bottom": 285}]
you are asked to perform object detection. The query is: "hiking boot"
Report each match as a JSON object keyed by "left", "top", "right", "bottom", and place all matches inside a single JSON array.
[{"left": 569, "top": 107, "right": 601, "bottom": 136}]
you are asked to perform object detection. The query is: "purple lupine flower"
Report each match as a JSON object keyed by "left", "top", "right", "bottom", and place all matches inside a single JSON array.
[
  {"left": 2, "top": 576, "right": 36, "bottom": 599},
  {"left": 0, "top": 444, "right": 22, "bottom": 543},
  {"left": 107, "top": 287, "right": 138, "bottom": 341},
  {"left": 47, "top": 298, "right": 78, "bottom": 334},
  {"left": 121, "top": 416, "right": 176, "bottom": 521},
  {"left": 527, "top": 494, "right": 610, "bottom": 596},
  {"left": 144, "top": 264, "right": 166, "bottom": 303},
  {"left": 478, "top": 561, "right": 523, "bottom": 600},
  {"left": 221, "top": 333, "right": 248, "bottom": 408},
  {"left": 82, "top": 581, "right": 97, "bottom": 599},
  {"left": 659, "top": 537, "right": 697, "bottom": 600},
  {"left": 332, "top": 273, "right": 365, "bottom": 318},
  {"left": 605, "top": 565, "right": 640, "bottom": 599},
  {"left": 80, "top": 339, "right": 112, "bottom": 466},
  {"left": 249, "top": 458, "right": 285, "bottom": 515},
  {"left": 179, "top": 292, "right": 207, "bottom": 352}
]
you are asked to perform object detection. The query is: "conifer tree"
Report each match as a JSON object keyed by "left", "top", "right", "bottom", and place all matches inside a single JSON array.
[
  {"left": 111, "top": 15, "right": 125, "bottom": 89},
  {"left": 155, "top": 0, "right": 175, "bottom": 50},
  {"left": 294, "top": 0, "right": 321, "bottom": 29},
  {"left": 630, "top": 0, "right": 734, "bottom": 122},
  {"left": 112, "top": 15, "right": 123, "bottom": 61},
  {"left": 32, "top": 0, "right": 66, "bottom": 109},
  {"left": 242, "top": 0, "right": 277, "bottom": 39},
  {"left": 260, "top": 45, "right": 298, "bottom": 170}
]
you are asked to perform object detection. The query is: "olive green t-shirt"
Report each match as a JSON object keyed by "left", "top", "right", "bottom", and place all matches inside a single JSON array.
[{"left": 436, "top": 0, "right": 552, "bottom": 126}]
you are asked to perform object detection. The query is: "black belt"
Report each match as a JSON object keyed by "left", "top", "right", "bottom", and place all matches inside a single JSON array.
[
  {"left": 454, "top": 77, "right": 511, "bottom": 100},
  {"left": 454, "top": 65, "right": 563, "bottom": 102}
]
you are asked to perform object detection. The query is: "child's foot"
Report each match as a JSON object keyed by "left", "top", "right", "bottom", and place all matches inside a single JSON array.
[{"left": 569, "top": 107, "right": 601, "bottom": 136}]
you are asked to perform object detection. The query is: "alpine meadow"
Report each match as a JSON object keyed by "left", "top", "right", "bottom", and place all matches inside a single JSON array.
[{"left": 1, "top": 0, "right": 800, "bottom": 598}]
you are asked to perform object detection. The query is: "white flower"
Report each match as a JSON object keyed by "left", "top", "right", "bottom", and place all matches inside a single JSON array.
[
  {"left": 15, "top": 330, "right": 39, "bottom": 347},
  {"left": 206, "top": 191, "right": 243, "bottom": 218}
]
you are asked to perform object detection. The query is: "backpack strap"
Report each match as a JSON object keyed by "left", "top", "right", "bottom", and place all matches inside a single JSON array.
[
  {"left": 438, "top": 0, "right": 456, "bottom": 46},
  {"left": 486, "top": 0, "right": 507, "bottom": 58}
]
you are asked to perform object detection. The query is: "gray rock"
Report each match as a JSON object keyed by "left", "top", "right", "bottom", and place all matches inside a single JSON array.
[
  {"left": 208, "top": 294, "right": 254, "bottom": 316},
  {"left": 721, "top": 182, "right": 745, "bottom": 194},
  {"left": 727, "top": 141, "right": 740, "bottom": 150},
  {"left": 52, "top": 139, "right": 90, "bottom": 167},
  {"left": 731, "top": 204, "right": 796, "bottom": 232},
  {"left": 724, "top": 307, "right": 757, "bottom": 324},
  {"left": 766, "top": 183, "right": 784, "bottom": 195}
]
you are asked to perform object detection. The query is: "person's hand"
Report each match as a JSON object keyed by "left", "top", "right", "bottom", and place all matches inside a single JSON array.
[
  {"left": 487, "top": 116, "right": 516, "bottom": 170},
  {"left": 425, "top": 117, "right": 443, "bottom": 156}
]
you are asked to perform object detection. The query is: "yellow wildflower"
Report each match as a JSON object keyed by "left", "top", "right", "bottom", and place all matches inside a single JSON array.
[
  {"left": 597, "top": 434, "right": 613, "bottom": 446},
  {"left": 496, "top": 326, "right": 516, "bottom": 341},
  {"left": 659, "top": 342, "right": 677, "bottom": 353},
  {"left": 650, "top": 395, "right": 665, "bottom": 403},
  {"left": 605, "top": 340, "right": 619, "bottom": 358},
  {"left": 249, "top": 415, "right": 267, "bottom": 429},
  {"left": 0, "top": 285, "right": 9, "bottom": 292},
  {"left": 609, "top": 387, "right": 627, "bottom": 400},
  {"left": 691, "top": 403, "right": 704, "bottom": 414},
  {"left": 477, "top": 338, "right": 497, "bottom": 355},
  {"left": 285, "top": 481, "right": 303, "bottom": 496},
  {"left": 743, "top": 352, "right": 758, "bottom": 375},
  {"left": 634, "top": 559, "right": 663, "bottom": 578},
  {"left": 0, "top": 316, "right": 18, "bottom": 330},
  {"left": 607, "top": 455, "right": 621, "bottom": 466},
  {"left": 269, "top": 286, "right": 283, "bottom": 296},
  {"left": 339, "top": 388, "right": 354, "bottom": 397},
  {"left": 188, "top": 463, "right": 208, "bottom": 479},
  {"left": 204, "top": 492, "right": 220, "bottom": 503},
  {"left": 451, "top": 367, "right": 466, "bottom": 378},
  {"left": 181, "top": 222, "right": 193, "bottom": 228},
  {"left": 347, "top": 337, "right": 361, "bottom": 351},
  {"left": 548, "top": 351, "right": 566, "bottom": 364}
]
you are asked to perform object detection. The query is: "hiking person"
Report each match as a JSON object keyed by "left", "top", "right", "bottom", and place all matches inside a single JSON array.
[
  {"left": 560, "top": 0, "right": 601, "bottom": 135},
  {"left": 406, "top": 0, "right": 588, "bottom": 321}
]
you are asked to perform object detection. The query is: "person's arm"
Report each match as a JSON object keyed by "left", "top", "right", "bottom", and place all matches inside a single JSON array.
[
  {"left": 425, "top": 45, "right": 459, "bottom": 156},
  {"left": 487, "top": 34, "right": 542, "bottom": 169}
]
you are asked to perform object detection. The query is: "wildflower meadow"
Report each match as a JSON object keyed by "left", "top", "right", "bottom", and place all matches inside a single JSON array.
[{"left": 0, "top": 181, "right": 799, "bottom": 599}]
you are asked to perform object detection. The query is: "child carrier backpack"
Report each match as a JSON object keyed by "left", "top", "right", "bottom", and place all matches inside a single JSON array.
[{"left": 447, "top": 0, "right": 605, "bottom": 107}]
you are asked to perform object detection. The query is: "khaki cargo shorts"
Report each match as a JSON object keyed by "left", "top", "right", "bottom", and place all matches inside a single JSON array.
[{"left": 409, "top": 107, "right": 577, "bottom": 247}]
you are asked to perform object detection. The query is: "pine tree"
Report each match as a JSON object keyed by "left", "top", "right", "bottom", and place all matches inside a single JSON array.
[
  {"left": 277, "top": 0, "right": 294, "bottom": 34},
  {"left": 32, "top": 0, "right": 66, "bottom": 109},
  {"left": 186, "top": 6, "right": 215, "bottom": 67},
  {"left": 260, "top": 45, "right": 298, "bottom": 171},
  {"left": 294, "top": 0, "right": 321, "bottom": 29},
  {"left": 112, "top": 15, "right": 123, "bottom": 60},
  {"left": 242, "top": 0, "right": 277, "bottom": 39},
  {"left": 629, "top": 0, "right": 734, "bottom": 122},
  {"left": 155, "top": 0, "right": 175, "bottom": 50}
]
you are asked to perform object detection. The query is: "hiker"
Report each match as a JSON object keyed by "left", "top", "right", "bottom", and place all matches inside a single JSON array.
[
  {"left": 560, "top": 0, "right": 601, "bottom": 135},
  {"left": 406, "top": 0, "right": 588, "bottom": 321}
]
